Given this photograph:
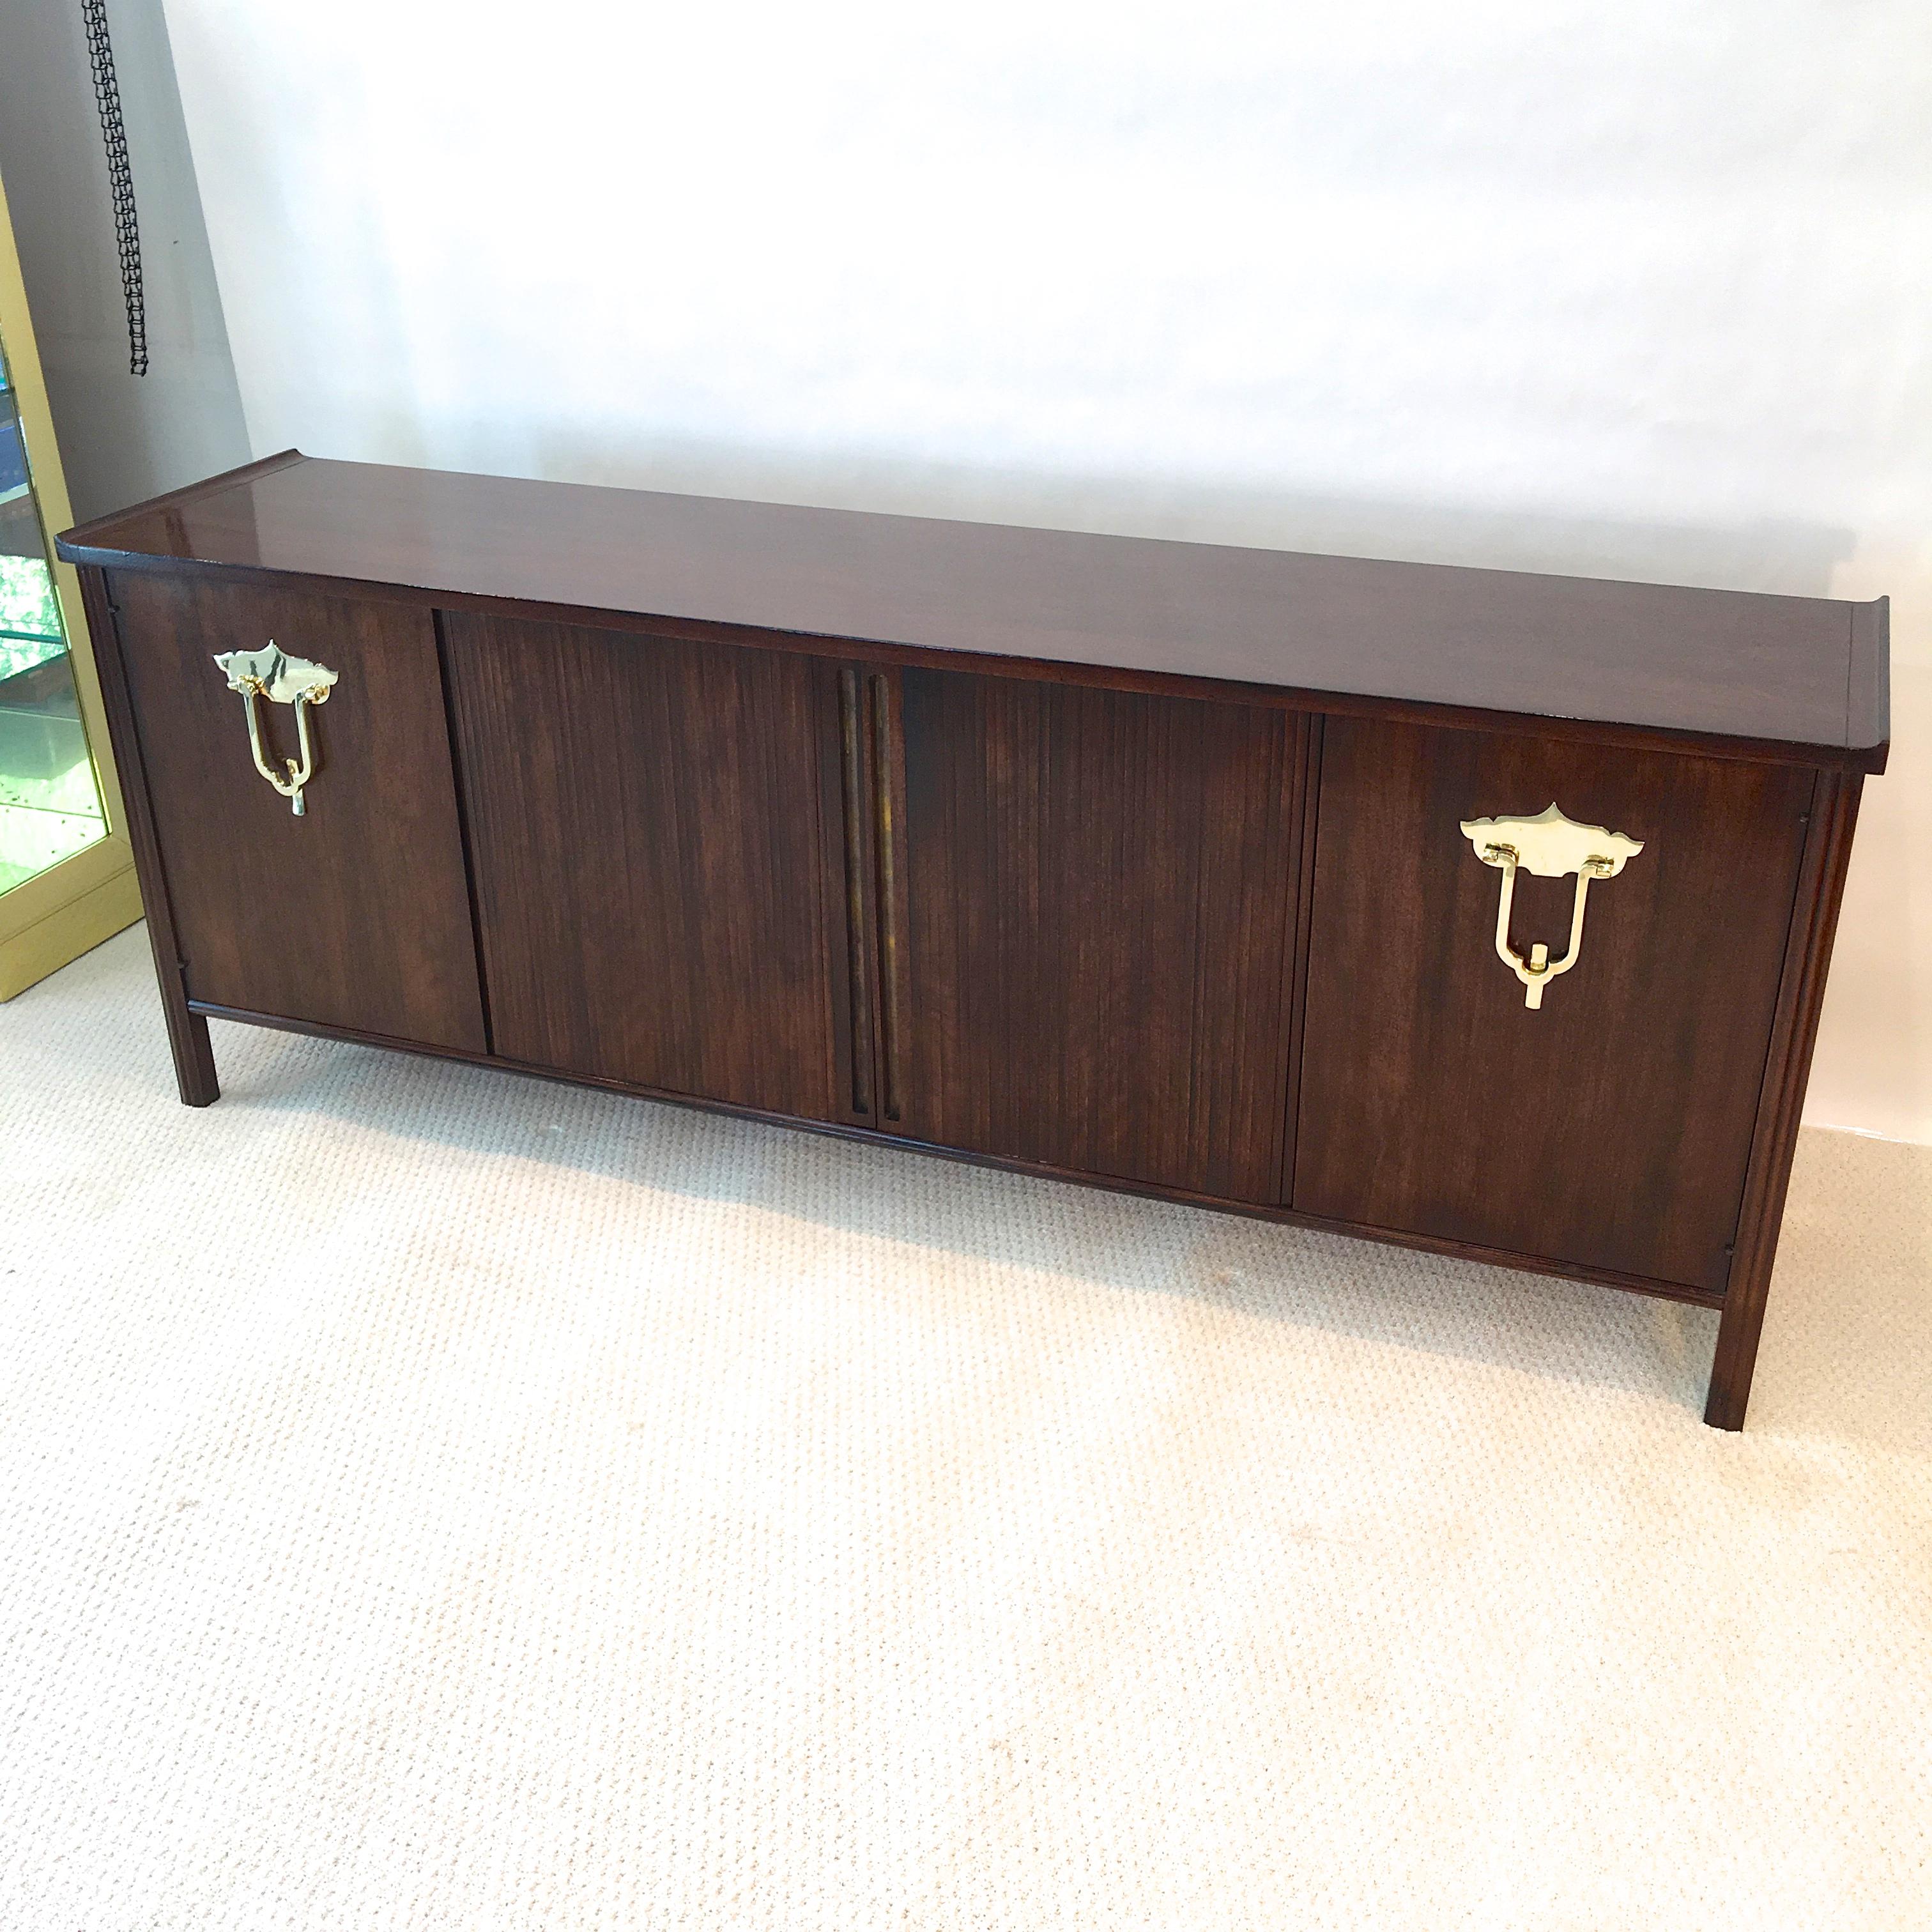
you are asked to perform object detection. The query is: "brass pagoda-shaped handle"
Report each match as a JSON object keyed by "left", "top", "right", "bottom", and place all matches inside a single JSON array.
[
  {"left": 1459, "top": 803, "right": 1644, "bottom": 1009},
  {"left": 212, "top": 644, "right": 338, "bottom": 816}
]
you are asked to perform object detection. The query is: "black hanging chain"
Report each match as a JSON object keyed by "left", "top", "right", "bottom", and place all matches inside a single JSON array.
[{"left": 80, "top": 0, "right": 148, "bottom": 377}]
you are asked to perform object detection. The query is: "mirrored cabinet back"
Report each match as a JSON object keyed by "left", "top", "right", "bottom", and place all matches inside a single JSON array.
[{"left": 58, "top": 452, "right": 1889, "bottom": 1429}]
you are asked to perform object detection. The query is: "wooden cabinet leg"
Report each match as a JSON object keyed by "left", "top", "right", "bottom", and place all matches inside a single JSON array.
[
  {"left": 1705, "top": 1281, "right": 1767, "bottom": 1431},
  {"left": 142, "top": 910, "right": 218, "bottom": 1105},
  {"left": 167, "top": 1004, "right": 219, "bottom": 1108}
]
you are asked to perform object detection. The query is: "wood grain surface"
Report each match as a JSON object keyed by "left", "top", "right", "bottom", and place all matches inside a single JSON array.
[
  {"left": 889, "top": 668, "right": 1305, "bottom": 1201},
  {"left": 59, "top": 453, "right": 1886, "bottom": 768},
  {"left": 443, "top": 612, "right": 840, "bottom": 1120},
  {"left": 106, "top": 569, "right": 486, "bottom": 1052},
  {"left": 1294, "top": 717, "right": 1814, "bottom": 1291}
]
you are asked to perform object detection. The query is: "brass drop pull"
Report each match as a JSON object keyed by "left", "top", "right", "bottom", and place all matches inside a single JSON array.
[
  {"left": 212, "top": 645, "right": 338, "bottom": 816},
  {"left": 1459, "top": 803, "right": 1643, "bottom": 1009}
]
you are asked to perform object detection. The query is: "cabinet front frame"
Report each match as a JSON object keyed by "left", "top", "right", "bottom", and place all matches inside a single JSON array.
[{"left": 75, "top": 560, "right": 1866, "bottom": 1428}]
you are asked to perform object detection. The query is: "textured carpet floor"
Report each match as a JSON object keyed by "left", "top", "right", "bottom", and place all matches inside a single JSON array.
[{"left": 2, "top": 926, "right": 1928, "bottom": 1930}]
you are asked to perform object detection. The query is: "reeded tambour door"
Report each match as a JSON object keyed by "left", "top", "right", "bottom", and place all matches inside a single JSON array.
[
  {"left": 884, "top": 668, "right": 1308, "bottom": 1202},
  {"left": 445, "top": 613, "right": 841, "bottom": 1121},
  {"left": 1293, "top": 717, "right": 1814, "bottom": 1291},
  {"left": 107, "top": 571, "right": 486, "bottom": 1050}
]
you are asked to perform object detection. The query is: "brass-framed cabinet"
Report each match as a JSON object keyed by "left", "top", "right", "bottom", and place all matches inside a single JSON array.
[{"left": 0, "top": 167, "right": 141, "bottom": 999}]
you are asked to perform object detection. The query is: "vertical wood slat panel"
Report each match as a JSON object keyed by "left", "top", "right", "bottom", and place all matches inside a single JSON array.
[
  {"left": 446, "top": 613, "right": 839, "bottom": 1121},
  {"left": 878, "top": 667, "right": 1301, "bottom": 1202}
]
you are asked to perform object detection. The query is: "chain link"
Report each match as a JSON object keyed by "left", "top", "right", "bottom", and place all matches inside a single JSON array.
[{"left": 81, "top": 0, "right": 148, "bottom": 378}]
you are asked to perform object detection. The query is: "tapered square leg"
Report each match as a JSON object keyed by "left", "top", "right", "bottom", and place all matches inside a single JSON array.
[
  {"left": 1705, "top": 1292, "right": 1765, "bottom": 1431},
  {"left": 167, "top": 1005, "right": 219, "bottom": 1107}
]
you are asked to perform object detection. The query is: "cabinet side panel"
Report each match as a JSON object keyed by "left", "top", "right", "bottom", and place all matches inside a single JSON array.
[
  {"left": 110, "top": 570, "right": 485, "bottom": 1052},
  {"left": 1294, "top": 717, "right": 1813, "bottom": 1291},
  {"left": 1705, "top": 770, "right": 1861, "bottom": 1427},
  {"left": 79, "top": 567, "right": 218, "bottom": 1101},
  {"left": 896, "top": 668, "right": 1298, "bottom": 1201},
  {"left": 443, "top": 613, "right": 839, "bottom": 1121}
]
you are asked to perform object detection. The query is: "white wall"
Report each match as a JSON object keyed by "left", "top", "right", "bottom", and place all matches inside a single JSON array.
[
  {"left": 158, "top": 0, "right": 1932, "bottom": 1139},
  {"left": 0, "top": 0, "right": 248, "bottom": 519}
]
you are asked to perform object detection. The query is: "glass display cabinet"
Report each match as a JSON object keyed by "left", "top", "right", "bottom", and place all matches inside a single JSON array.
[{"left": 0, "top": 169, "right": 139, "bottom": 997}]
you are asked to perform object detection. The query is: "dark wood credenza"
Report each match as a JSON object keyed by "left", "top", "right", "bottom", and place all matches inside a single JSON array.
[{"left": 57, "top": 452, "right": 1889, "bottom": 1429}]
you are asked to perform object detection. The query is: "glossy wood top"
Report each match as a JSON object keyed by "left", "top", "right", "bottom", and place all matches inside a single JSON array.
[{"left": 59, "top": 450, "right": 1889, "bottom": 769}]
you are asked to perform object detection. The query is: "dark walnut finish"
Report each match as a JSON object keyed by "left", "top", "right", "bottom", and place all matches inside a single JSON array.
[
  {"left": 444, "top": 612, "right": 840, "bottom": 1120},
  {"left": 1296, "top": 718, "right": 1813, "bottom": 1292},
  {"left": 59, "top": 453, "right": 1890, "bottom": 1431},
  {"left": 101, "top": 570, "right": 484, "bottom": 1054},
  {"left": 892, "top": 670, "right": 1305, "bottom": 1202},
  {"left": 61, "top": 450, "right": 1883, "bottom": 770}
]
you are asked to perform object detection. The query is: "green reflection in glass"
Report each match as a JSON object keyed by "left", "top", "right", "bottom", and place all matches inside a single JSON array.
[{"left": 0, "top": 335, "right": 107, "bottom": 896}]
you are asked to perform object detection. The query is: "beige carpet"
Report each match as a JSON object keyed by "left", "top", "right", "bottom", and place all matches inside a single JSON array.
[{"left": 2, "top": 925, "right": 1928, "bottom": 1930}]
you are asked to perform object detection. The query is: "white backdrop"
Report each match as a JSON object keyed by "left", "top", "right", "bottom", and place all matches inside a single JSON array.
[{"left": 158, "top": 0, "right": 1932, "bottom": 1137}]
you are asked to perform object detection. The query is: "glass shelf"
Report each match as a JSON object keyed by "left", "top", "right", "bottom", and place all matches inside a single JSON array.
[{"left": 0, "top": 345, "right": 107, "bottom": 897}]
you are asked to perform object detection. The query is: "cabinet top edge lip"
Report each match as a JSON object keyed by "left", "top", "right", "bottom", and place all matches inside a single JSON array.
[
  {"left": 60, "top": 448, "right": 312, "bottom": 542},
  {"left": 56, "top": 451, "right": 1889, "bottom": 772},
  {"left": 72, "top": 548, "right": 1891, "bottom": 775}
]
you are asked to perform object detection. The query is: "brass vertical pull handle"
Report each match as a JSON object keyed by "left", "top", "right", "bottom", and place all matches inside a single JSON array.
[
  {"left": 213, "top": 645, "right": 338, "bottom": 816},
  {"left": 1460, "top": 803, "right": 1643, "bottom": 1009},
  {"left": 831, "top": 666, "right": 909, "bottom": 1122},
  {"left": 869, "top": 672, "right": 906, "bottom": 1123},
  {"left": 835, "top": 666, "right": 876, "bottom": 1117}
]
